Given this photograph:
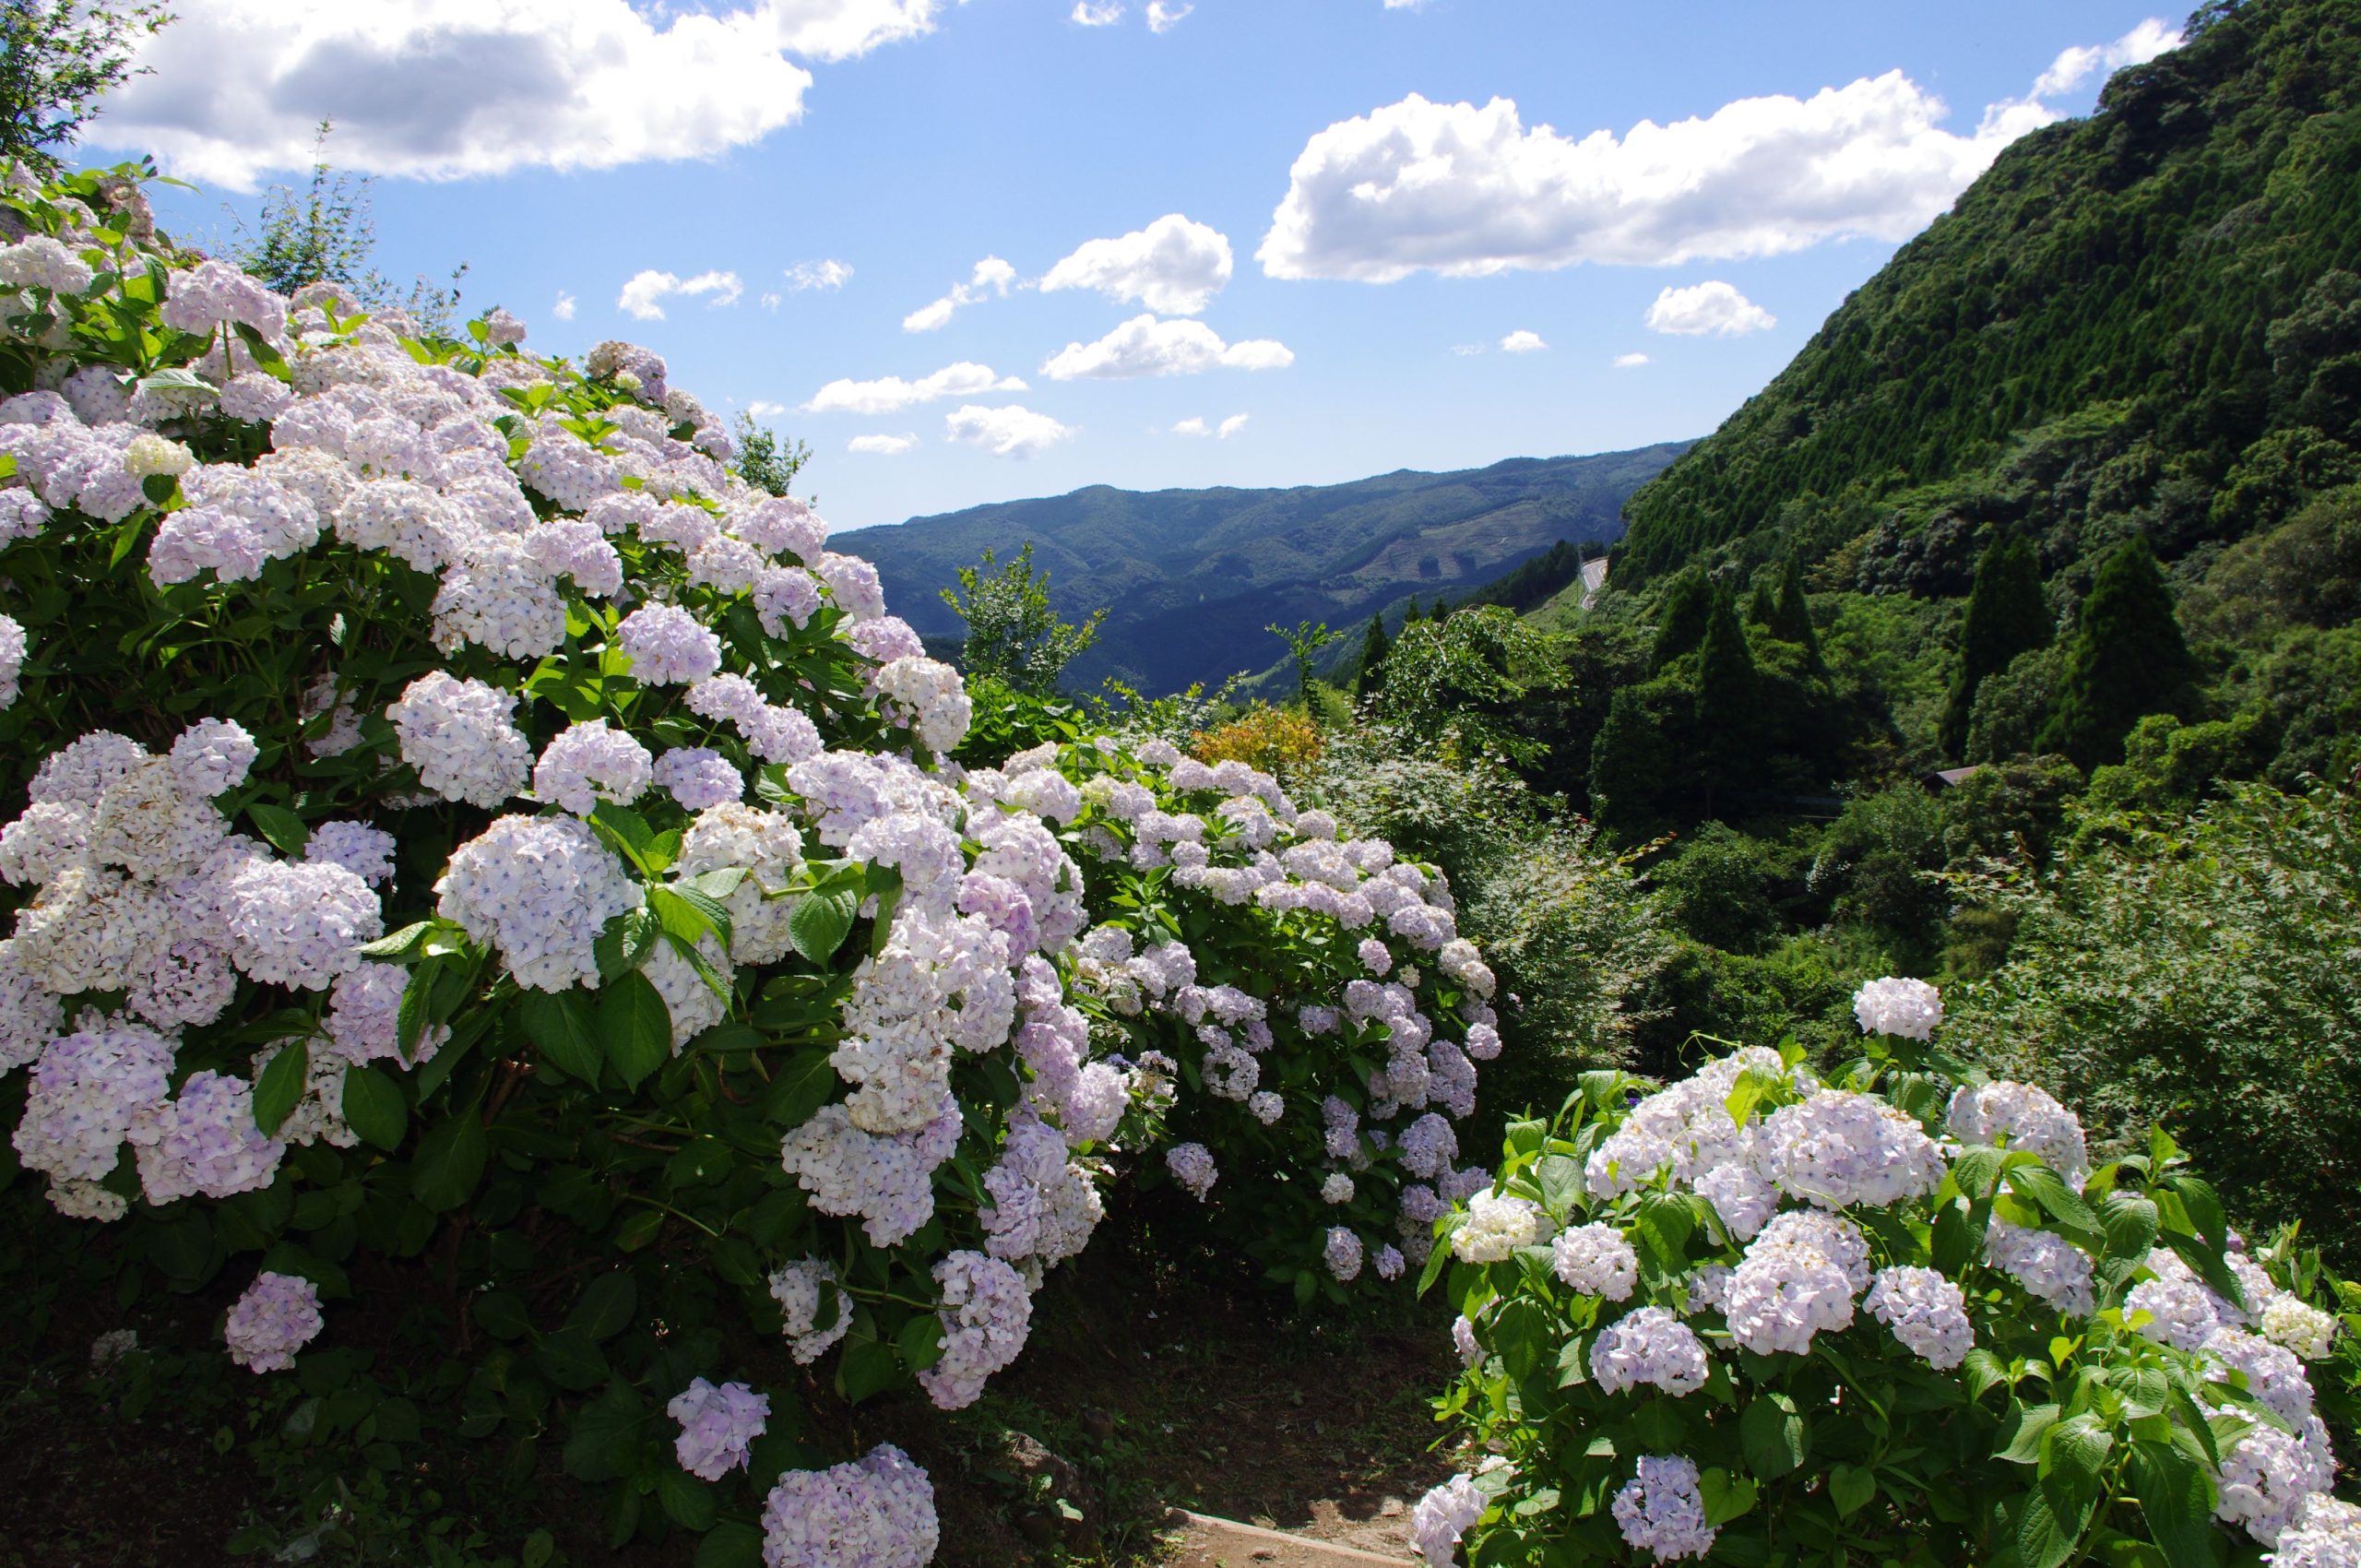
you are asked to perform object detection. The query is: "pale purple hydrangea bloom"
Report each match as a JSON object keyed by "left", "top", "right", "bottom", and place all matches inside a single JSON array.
[
  {"left": 435, "top": 815, "right": 642, "bottom": 992},
  {"left": 224, "top": 1271, "right": 323, "bottom": 1373},
  {"left": 918, "top": 1250, "right": 1034, "bottom": 1411},
  {"left": 1760, "top": 1089, "right": 1947, "bottom": 1210},
  {"left": 216, "top": 858, "right": 381, "bottom": 990},
  {"left": 1324, "top": 1226, "right": 1365, "bottom": 1281},
  {"left": 1374, "top": 1244, "right": 1406, "bottom": 1280},
  {"left": 769, "top": 1257, "right": 851, "bottom": 1365},
  {"left": 1726, "top": 1239, "right": 1857, "bottom": 1356},
  {"left": 617, "top": 602, "right": 722, "bottom": 684},
  {"left": 533, "top": 719, "right": 654, "bottom": 816},
  {"left": 1410, "top": 1474, "right": 1486, "bottom": 1568},
  {"left": 1612, "top": 1455, "right": 1718, "bottom": 1562},
  {"left": 779, "top": 1100, "right": 963, "bottom": 1246},
  {"left": 305, "top": 820, "right": 397, "bottom": 886},
  {"left": 654, "top": 747, "right": 743, "bottom": 810},
  {"left": 1591, "top": 1306, "right": 1710, "bottom": 1396},
  {"left": 166, "top": 718, "right": 257, "bottom": 798},
  {"left": 668, "top": 1377, "right": 769, "bottom": 1481},
  {"left": 1946, "top": 1080, "right": 2091, "bottom": 1188},
  {"left": 0, "top": 612, "right": 25, "bottom": 708},
  {"left": 386, "top": 671, "right": 532, "bottom": 808},
  {"left": 1982, "top": 1219, "right": 2096, "bottom": 1314},
  {"left": 2213, "top": 1423, "right": 2331, "bottom": 1545},
  {"left": 761, "top": 1443, "right": 938, "bottom": 1568},
  {"left": 128, "top": 1069, "right": 283, "bottom": 1204},
  {"left": 2201, "top": 1325, "right": 2316, "bottom": 1425},
  {"left": 1166, "top": 1141, "right": 1217, "bottom": 1200},
  {"left": 1864, "top": 1265, "right": 1975, "bottom": 1370}
]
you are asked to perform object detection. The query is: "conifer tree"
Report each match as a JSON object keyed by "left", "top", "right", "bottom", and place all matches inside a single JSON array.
[
  {"left": 1650, "top": 568, "right": 1715, "bottom": 671},
  {"left": 1768, "top": 554, "right": 1821, "bottom": 665},
  {"left": 1402, "top": 597, "right": 1422, "bottom": 624},
  {"left": 1353, "top": 612, "right": 1391, "bottom": 695},
  {"left": 1940, "top": 533, "right": 2050, "bottom": 758},
  {"left": 2036, "top": 537, "right": 2199, "bottom": 770},
  {"left": 1747, "top": 578, "right": 1778, "bottom": 626},
  {"left": 1694, "top": 585, "right": 1757, "bottom": 810}
]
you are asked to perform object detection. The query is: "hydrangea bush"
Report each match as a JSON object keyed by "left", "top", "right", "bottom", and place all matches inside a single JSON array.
[
  {"left": 0, "top": 162, "right": 1190, "bottom": 1562},
  {"left": 1026, "top": 735, "right": 1506, "bottom": 1301},
  {"left": 1413, "top": 977, "right": 2354, "bottom": 1567}
]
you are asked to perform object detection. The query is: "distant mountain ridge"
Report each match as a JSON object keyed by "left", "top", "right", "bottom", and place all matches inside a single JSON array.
[{"left": 840, "top": 444, "right": 1689, "bottom": 694}]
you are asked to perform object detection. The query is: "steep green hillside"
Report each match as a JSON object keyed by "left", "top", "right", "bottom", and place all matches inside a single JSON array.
[
  {"left": 1621, "top": 0, "right": 2361, "bottom": 588},
  {"left": 840, "top": 444, "right": 1685, "bottom": 693}
]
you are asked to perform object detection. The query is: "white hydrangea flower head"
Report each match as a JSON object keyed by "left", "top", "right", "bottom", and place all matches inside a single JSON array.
[
  {"left": 532, "top": 719, "right": 654, "bottom": 816},
  {"left": 1611, "top": 1455, "right": 1718, "bottom": 1562},
  {"left": 2201, "top": 1325, "right": 2316, "bottom": 1426},
  {"left": 386, "top": 671, "right": 531, "bottom": 808},
  {"left": 1454, "top": 1190, "right": 1546, "bottom": 1264},
  {"left": 1166, "top": 1140, "right": 1217, "bottom": 1200},
  {"left": 1754, "top": 1209, "right": 1870, "bottom": 1292},
  {"left": 2260, "top": 1294, "right": 2340, "bottom": 1361},
  {"left": 1853, "top": 975, "right": 1941, "bottom": 1039},
  {"left": 2126, "top": 1258, "right": 2224, "bottom": 1353},
  {"left": 1552, "top": 1221, "right": 1639, "bottom": 1300}
]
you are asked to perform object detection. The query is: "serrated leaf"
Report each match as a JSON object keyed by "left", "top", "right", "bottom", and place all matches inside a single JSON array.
[
  {"left": 1740, "top": 1395, "right": 1809, "bottom": 1479},
  {"left": 254, "top": 1038, "right": 309, "bottom": 1135},
  {"left": 410, "top": 1113, "right": 488, "bottom": 1213},
  {"left": 837, "top": 1339, "right": 900, "bottom": 1405},
  {"left": 358, "top": 922, "right": 438, "bottom": 960},
  {"left": 694, "top": 1522, "right": 765, "bottom": 1568},
  {"left": 2129, "top": 1443, "right": 2221, "bottom": 1568},
  {"left": 788, "top": 890, "right": 859, "bottom": 967},
  {"left": 897, "top": 1310, "right": 945, "bottom": 1372},
  {"left": 245, "top": 802, "right": 309, "bottom": 856},
  {"left": 518, "top": 987, "right": 604, "bottom": 1082},
  {"left": 567, "top": 1273, "right": 636, "bottom": 1342},
  {"left": 339, "top": 1063, "right": 407, "bottom": 1151},
  {"left": 533, "top": 1325, "right": 609, "bottom": 1391},
  {"left": 2103, "top": 1193, "right": 2162, "bottom": 1265},
  {"left": 2008, "top": 1162, "right": 2100, "bottom": 1237},
  {"left": 599, "top": 970, "right": 671, "bottom": 1092},
  {"left": 657, "top": 1468, "right": 716, "bottom": 1531},
  {"left": 594, "top": 904, "right": 662, "bottom": 981},
  {"left": 1999, "top": 1403, "right": 2064, "bottom": 1464}
]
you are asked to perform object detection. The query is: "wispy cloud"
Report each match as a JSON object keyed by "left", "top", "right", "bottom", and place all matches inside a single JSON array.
[
  {"left": 804, "top": 362, "right": 1028, "bottom": 414},
  {"left": 1043, "top": 315, "right": 1293, "bottom": 379},
  {"left": 616, "top": 268, "right": 743, "bottom": 320},
  {"left": 904, "top": 256, "right": 1018, "bottom": 333}
]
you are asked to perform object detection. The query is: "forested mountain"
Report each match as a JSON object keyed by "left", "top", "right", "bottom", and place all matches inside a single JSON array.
[
  {"left": 840, "top": 444, "right": 1683, "bottom": 693},
  {"left": 1620, "top": 0, "right": 2361, "bottom": 592}
]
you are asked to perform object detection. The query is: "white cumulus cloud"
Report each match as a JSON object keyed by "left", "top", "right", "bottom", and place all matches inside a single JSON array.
[
  {"left": 1145, "top": 1, "right": 1191, "bottom": 32},
  {"left": 1171, "top": 417, "right": 1211, "bottom": 437},
  {"left": 1383, "top": 0, "right": 1427, "bottom": 8},
  {"left": 945, "top": 404, "right": 1074, "bottom": 458},
  {"left": 1043, "top": 315, "right": 1294, "bottom": 379},
  {"left": 1500, "top": 329, "right": 1548, "bottom": 353},
  {"left": 89, "top": 0, "right": 948, "bottom": 189},
  {"left": 1072, "top": 1, "right": 1122, "bottom": 22},
  {"left": 904, "top": 256, "right": 1017, "bottom": 333},
  {"left": 552, "top": 291, "right": 576, "bottom": 322},
  {"left": 1217, "top": 413, "right": 1250, "bottom": 438},
  {"left": 747, "top": 400, "right": 790, "bottom": 419},
  {"left": 1644, "top": 280, "right": 1776, "bottom": 336},
  {"left": 848, "top": 433, "right": 919, "bottom": 455},
  {"left": 804, "top": 362, "right": 1027, "bottom": 414},
  {"left": 1613, "top": 352, "right": 1650, "bottom": 368},
  {"left": 1041, "top": 214, "right": 1233, "bottom": 315},
  {"left": 2035, "top": 18, "right": 2181, "bottom": 100},
  {"left": 617, "top": 268, "right": 744, "bottom": 320},
  {"left": 1258, "top": 74, "right": 2058, "bottom": 282},
  {"left": 1170, "top": 415, "right": 1247, "bottom": 438}
]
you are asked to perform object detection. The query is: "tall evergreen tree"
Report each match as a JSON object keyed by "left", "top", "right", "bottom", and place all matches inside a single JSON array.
[
  {"left": 1650, "top": 568, "right": 1715, "bottom": 671},
  {"left": 1746, "top": 578, "right": 1778, "bottom": 626},
  {"left": 1767, "top": 554, "right": 1821, "bottom": 665},
  {"left": 2036, "top": 537, "right": 2199, "bottom": 770},
  {"left": 1694, "top": 586, "right": 1758, "bottom": 810},
  {"left": 1940, "top": 533, "right": 2050, "bottom": 758},
  {"left": 1402, "top": 597, "right": 1422, "bottom": 624},
  {"left": 1353, "top": 612, "right": 1391, "bottom": 695}
]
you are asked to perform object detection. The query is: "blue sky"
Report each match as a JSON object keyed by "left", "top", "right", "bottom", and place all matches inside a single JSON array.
[{"left": 85, "top": 1, "right": 2180, "bottom": 537}]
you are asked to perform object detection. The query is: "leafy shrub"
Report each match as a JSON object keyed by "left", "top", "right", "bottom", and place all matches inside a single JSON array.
[
  {"left": 0, "top": 161, "right": 1525, "bottom": 1562},
  {"left": 1945, "top": 779, "right": 2361, "bottom": 1265},
  {"left": 1189, "top": 703, "right": 1324, "bottom": 775},
  {"left": 1027, "top": 738, "right": 1504, "bottom": 1303},
  {"left": 1412, "top": 984, "right": 2353, "bottom": 1567},
  {"left": 1303, "top": 724, "right": 1668, "bottom": 1103}
]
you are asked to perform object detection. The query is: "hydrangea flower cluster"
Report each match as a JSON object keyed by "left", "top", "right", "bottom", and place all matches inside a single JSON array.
[
  {"left": 1054, "top": 738, "right": 1501, "bottom": 1295},
  {"left": 223, "top": 1271, "right": 324, "bottom": 1373},
  {"left": 668, "top": 1378, "right": 769, "bottom": 1482},
  {"left": 1424, "top": 978, "right": 2352, "bottom": 1566},
  {"left": 759, "top": 1443, "right": 938, "bottom": 1568}
]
